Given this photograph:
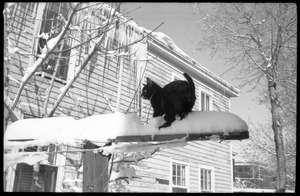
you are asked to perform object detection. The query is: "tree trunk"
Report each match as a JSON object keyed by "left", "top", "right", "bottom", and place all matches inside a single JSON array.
[{"left": 268, "top": 80, "right": 286, "bottom": 192}]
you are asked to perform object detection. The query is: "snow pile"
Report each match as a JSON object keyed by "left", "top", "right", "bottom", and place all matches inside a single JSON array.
[
  {"left": 4, "top": 152, "right": 49, "bottom": 167},
  {"left": 4, "top": 112, "right": 140, "bottom": 148},
  {"left": 143, "top": 30, "right": 194, "bottom": 62},
  {"left": 124, "top": 19, "right": 193, "bottom": 62},
  {"left": 144, "top": 111, "right": 248, "bottom": 136},
  {"left": 5, "top": 111, "right": 247, "bottom": 150}
]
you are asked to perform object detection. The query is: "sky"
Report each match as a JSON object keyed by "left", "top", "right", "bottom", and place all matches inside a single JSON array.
[{"left": 122, "top": 3, "right": 271, "bottom": 125}]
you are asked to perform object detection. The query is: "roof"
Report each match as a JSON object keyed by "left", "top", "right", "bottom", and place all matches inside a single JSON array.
[{"left": 147, "top": 35, "right": 240, "bottom": 98}]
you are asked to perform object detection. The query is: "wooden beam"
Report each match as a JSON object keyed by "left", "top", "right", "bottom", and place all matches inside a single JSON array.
[
  {"left": 82, "top": 142, "right": 109, "bottom": 192},
  {"left": 115, "top": 131, "right": 249, "bottom": 143},
  {"left": 7, "top": 131, "right": 249, "bottom": 144}
]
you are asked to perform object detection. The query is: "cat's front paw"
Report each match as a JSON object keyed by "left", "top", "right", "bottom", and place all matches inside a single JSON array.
[{"left": 158, "top": 121, "right": 172, "bottom": 129}]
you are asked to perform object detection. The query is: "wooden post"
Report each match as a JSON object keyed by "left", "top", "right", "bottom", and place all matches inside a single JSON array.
[{"left": 82, "top": 143, "right": 109, "bottom": 192}]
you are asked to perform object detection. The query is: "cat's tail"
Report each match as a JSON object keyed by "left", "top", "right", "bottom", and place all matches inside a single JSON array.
[{"left": 183, "top": 73, "right": 195, "bottom": 94}]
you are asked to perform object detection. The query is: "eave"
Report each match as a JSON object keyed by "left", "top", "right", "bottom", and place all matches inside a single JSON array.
[{"left": 147, "top": 36, "right": 241, "bottom": 98}]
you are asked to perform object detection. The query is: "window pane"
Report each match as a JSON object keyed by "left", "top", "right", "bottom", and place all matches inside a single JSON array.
[
  {"left": 177, "top": 165, "right": 181, "bottom": 177},
  {"left": 208, "top": 171, "right": 211, "bottom": 191},
  {"left": 201, "top": 92, "right": 205, "bottom": 111},
  {"left": 182, "top": 166, "right": 186, "bottom": 186},
  {"left": 201, "top": 169, "right": 213, "bottom": 191},
  {"left": 173, "top": 176, "right": 176, "bottom": 185},
  {"left": 206, "top": 95, "right": 210, "bottom": 111},
  {"left": 173, "top": 164, "right": 176, "bottom": 176}
]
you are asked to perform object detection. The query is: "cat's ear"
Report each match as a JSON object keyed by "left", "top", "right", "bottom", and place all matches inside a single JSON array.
[{"left": 147, "top": 77, "right": 153, "bottom": 86}]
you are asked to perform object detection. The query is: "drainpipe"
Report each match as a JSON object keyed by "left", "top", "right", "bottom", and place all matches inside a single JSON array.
[{"left": 116, "top": 57, "right": 124, "bottom": 112}]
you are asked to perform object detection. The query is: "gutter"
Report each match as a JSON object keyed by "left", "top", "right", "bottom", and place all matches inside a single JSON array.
[{"left": 147, "top": 36, "right": 241, "bottom": 98}]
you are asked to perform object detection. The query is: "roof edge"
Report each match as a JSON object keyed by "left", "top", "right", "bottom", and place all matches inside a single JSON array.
[{"left": 148, "top": 37, "right": 241, "bottom": 98}]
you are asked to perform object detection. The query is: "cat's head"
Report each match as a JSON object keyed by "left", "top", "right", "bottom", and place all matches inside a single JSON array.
[{"left": 141, "top": 77, "right": 156, "bottom": 100}]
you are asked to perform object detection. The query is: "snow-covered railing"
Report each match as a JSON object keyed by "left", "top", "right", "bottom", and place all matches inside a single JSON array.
[{"left": 5, "top": 111, "right": 248, "bottom": 149}]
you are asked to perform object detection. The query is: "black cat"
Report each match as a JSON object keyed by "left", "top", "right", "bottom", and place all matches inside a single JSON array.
[{"left": 141, "top": 73, "right": 196, "bottom": 129}]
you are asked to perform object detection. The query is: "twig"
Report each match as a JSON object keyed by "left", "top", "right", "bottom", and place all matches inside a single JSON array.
[
  {"left": 11, "top": 3, "right": 80, "bottom": 110},
  {"left": 122, "top": 6, "right": 141, "bottom": 16},
  {"left": 48, "top": 3, "right": 121, "bottom": 117},
  {"left": 42, "top": 41, "right": 65, "bottom": 117},
  {"left": 58, "top": 17, "right": 135, "bottom": 54},
  {"left": 75, "top": 2, "right": 104, "bottom": 12},
  {"left": 112, "top": 148, "right": 159, "bottom": 164}
]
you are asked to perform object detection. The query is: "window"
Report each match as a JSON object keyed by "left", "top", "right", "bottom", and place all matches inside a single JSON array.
[
  {"left": 172, "top": 163, "right": 186, "bottom": 187},
  {"left": 234, "top": 165, "right": 262, "bottom": 179},
  {"left": 171, "top": 162, "right": 188, "bottom": 192},
  {"left": 199, "top": 166, "right": 214, "bottom": 192},
  {"left": 200, "top": 90, "right": 212, "bottom": 111},
  {"left": 37, "top": 3, "right": 70, "bottom": 80},
  {"left": 13, "top": 163, "right": 57, "bottom": 192}
]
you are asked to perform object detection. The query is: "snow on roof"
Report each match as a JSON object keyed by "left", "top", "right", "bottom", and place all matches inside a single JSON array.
[{"left": 4, "top": 111, "right": 248, "bottom": 150}]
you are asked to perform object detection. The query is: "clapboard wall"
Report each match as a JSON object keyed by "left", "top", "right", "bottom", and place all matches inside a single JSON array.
[{"left": 7, "top": 3, "right": 138, "bottom": 119}]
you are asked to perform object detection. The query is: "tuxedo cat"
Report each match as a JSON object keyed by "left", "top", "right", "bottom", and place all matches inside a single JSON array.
[{"left": 141, "top": 73, "right": 196, "bottom": 129}]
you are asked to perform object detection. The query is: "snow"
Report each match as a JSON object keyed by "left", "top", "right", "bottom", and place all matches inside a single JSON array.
[
  {"left": 110, "top": 165, "right": 138, "bottom": 181},
  {"left": 144, "top": 111, "right": 248, "bottom": 136},
  {"left": 4, "top": 152, "right": 48, "bottom": 167},
  {"left": 110, "top": 162, "right": 139, "bottom": 182},
  {"left": 100, "top": 137, "right": 187, "bottom": 155},
  {"left": 126, "top": 21, "right": 193, "bottom": 61},
  {"left": 94, "top": 3, "right": 194, "bottom": 64},
  {"left": 5, "top": 111, "right": 248, "bottom": 150}
]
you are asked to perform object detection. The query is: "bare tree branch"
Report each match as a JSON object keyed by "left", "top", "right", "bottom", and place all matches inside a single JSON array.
[{"left": 11, "top": 3, "right": 81, "bottom": 110}]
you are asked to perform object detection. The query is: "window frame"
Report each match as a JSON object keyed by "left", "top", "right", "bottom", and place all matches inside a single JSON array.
[
  {"left": 170, "top": 159, "right": 190, "bottom": 192},
  {"left": 234, "top": 164, "right": 263, "bottom": 180},
  {"left": 199, "top": 86, "right": 213, "bottom": 111},
  {"left": 33, "top": 3, "right": 72, "bottom": 82},
  {"left": 199, "top": 165, "right": 215, "bottom": 193}
]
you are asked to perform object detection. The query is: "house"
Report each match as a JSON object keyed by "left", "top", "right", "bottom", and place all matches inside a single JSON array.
[
  {"left": 232, "top": 160, "right": 295, "bottom": 193},
  {"left": 233, "top": 160, "right": 276, "bottom": 189},
  {"left": 4, "top": 3, "right": 241, "bottom": 192}
]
